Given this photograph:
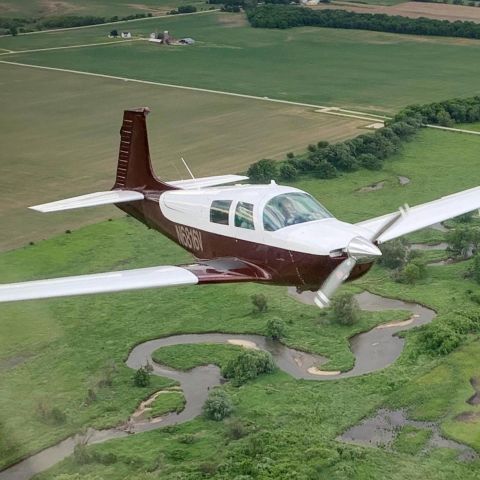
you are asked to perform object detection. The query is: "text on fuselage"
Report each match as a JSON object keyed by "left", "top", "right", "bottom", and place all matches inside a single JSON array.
[{"left": 175, "top": 225, "right": 203, "bottom": 252}]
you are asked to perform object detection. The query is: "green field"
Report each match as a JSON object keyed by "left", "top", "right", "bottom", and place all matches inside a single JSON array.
[
  {"left": 0, "top": 61, "right": 367, "bottom": 252},
  {"left": 1, "top": 12, "right": 480, "bottom": 113},
  {"left": 1, "top": 127, "right": 480, "bottom": 477}
]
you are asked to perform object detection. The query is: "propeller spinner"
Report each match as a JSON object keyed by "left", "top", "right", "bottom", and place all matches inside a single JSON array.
[{"left": 314, "top": 209, "right": 406, "bottom": 308}]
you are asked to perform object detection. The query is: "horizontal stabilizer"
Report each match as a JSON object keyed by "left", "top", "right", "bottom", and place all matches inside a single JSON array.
[
  {"left": 0, "top": 266, "right": 198, "bottom": 303},
  {"left": 167, "top": 175, "right": 248, "bottom": 190},
  {"left": 357, "top": 186, "right": 480, "bottom": 243},
  {"left": 30, "top": 190, "right": 144, "bottom": 213}
]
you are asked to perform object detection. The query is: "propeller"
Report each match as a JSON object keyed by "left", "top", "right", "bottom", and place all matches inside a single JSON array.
[{"left": 313, "top": 208, "right": 407, "bottom": 309}]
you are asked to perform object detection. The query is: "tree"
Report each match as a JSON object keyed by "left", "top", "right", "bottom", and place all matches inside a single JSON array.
[
  {"left": 9, "top": 25, "right": 17, "bottom": 36},
  {"left": 110, "top": 29, "right": 118, "bottom": 37},
  {"left": 247, "top": 159, "right": 278, "bottom": 183},
  {"left": 133, "top": 366, "right": 150, "bottom": 387},
  {"left": 266, "top": 317, "right": 285, "bottom": 340},
  {"left": 222, "top": 349, "right": 275, "bottom": 385},
  {"left": 203, "top": 389, "right": 233, "bottom": 420},
  {"left": 331, "top": 293, "right": 359, "bottom": 326},
  {"left": 251, "top": 293, "right": 268, "bottom": 313}
]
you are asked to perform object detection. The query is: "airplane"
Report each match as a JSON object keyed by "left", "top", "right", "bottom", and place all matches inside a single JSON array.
[{"left": 1, "top": 107, "right": 480, "bottom": 308}]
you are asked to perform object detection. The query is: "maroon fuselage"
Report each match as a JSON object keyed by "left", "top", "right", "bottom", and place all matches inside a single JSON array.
[{"left": 117, "top": 192, "right": 373, "bottom": 291}]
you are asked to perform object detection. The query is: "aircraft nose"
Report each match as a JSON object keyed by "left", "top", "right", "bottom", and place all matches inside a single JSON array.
[{"left": 346, "top": 236, "right": 382, "bottom": 263}]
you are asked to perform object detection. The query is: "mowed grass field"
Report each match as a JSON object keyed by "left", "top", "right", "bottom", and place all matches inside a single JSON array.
[
  {"left": 1, "top": 127, "right": 480, "bottom": 477},
  {"left": 1, "top": 12, "right": 480, "bottom": 112},
  {"left": 0, "top": 62, "right": 368, "bottom": 252}
]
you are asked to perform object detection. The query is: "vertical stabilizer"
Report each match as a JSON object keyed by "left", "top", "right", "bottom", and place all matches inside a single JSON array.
[{"left": 113, "top": 108, "right": 176, "bottom": 191}]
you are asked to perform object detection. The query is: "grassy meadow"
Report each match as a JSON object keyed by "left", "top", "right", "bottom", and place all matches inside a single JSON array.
[
  {"left": 0, "top": 126, "right": 479, "bottom": 477},
  {"left": 1, "top": 12, "right": 480, "bottom": 113}
]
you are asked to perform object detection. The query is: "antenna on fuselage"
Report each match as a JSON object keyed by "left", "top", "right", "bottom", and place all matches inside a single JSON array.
[{"left": 181, "top": 157, "right": 195, "bottom": 180}]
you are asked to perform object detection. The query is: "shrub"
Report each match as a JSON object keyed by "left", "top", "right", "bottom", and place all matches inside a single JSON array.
[
  {"left": 279, "top": 163, "right": 298, "bottom": 180},
  {"left": 203, "top": 389, "right": 233, "bottom": 420},
  {"left": 133, "top": 366, "right": 151, "bottom": 387},
  {"left": 251, "top": 293, "right": 268, "bottom": 313},
  {"left": 470, "top": 253, "right": 480, "bottom": 284},
  {"left": 359, "top": 153, "right": 383, "bottom": 171},
  {"left": 266, "top": 317, "right": 285, "bottom": 340},
  {"left": 247, "top": 159, "right": 278, "bottom": 183},
  {"left": 378, "top": 239, "right": 409, "bottom": 269},
  {"left": 222, "top": 349, "right": 275, "bottom": 385},
  {"left": 226, "top": 418, "right": 249, "bottom": 439},
  {"left": 394, "top": 259, "right": 427, "bottom": 284},
  {"left": 177, "top": 4, "right": 197, "bottom": 13},
  {"left": 331, "top": 292, "right": 359, "bottom": 325},
  {"left": 317, "top": 140, "right": 329, "bottom": 149},
  {"left": 315, "top": 160, "right": 338, "bottom": 179},
  {"left": 419, "top": 322, "right": 463, "bottom": 355},
  {"left": 446, "top": 225, "right": 479, "bottom": 258}
]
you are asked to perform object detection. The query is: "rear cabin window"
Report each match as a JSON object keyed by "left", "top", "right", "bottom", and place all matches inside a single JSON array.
[
  {"left": 210, "top": 200, "right": 232, "bottom": 225},
  {"left": 235, "top": 202, "right": 254, "bottom": 230}
]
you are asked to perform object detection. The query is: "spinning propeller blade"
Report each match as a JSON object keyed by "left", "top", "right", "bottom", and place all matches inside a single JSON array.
[{"left": 314, "top": 210, "right": 406, "bottom": 308}]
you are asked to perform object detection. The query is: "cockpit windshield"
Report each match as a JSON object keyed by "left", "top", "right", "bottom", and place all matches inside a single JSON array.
[{"left": 263, "top": 193, "right": 332, "bottom": 231}]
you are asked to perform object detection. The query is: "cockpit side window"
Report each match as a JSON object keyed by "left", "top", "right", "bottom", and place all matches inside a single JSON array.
[
  {"left": 263, "top": 193, "right": 332, "bottom": 231},
  {"left": 210, "top": 200, "right": 232, "bottom": 225},
  {"left": 235, "top": 202, "right": 254, "bottom": 230}
]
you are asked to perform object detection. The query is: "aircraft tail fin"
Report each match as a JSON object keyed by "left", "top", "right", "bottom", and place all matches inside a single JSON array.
[{"left": 113, "top": 107, "right": 176, "bottom": 191}]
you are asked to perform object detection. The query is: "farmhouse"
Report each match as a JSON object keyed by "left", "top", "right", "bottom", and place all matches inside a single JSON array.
[{"left": 149, "top": 30, "right": 195, "bottom": 45}]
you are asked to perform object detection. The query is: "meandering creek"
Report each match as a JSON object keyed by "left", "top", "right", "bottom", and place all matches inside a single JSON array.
[{"left": 1, "top": 243, "right": 467, "bottom": 480}]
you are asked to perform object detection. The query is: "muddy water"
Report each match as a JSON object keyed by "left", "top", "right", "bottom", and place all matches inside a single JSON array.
[
  {"left": 287, "top": 290, "right": 435, "bottom": 378},
  {"left": 338, "top": 408, "right": 477, "bottom": 461},
  {"left": 0, "top": 292, "right": 437, "bottom": 480}
]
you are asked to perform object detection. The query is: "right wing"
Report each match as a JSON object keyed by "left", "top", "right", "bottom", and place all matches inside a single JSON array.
[
  {"left": 0, "top": 258, "right": 270, "bottom": 303},
  {"left": 357, "top": 185, "right": 480, "bottom": 243}
]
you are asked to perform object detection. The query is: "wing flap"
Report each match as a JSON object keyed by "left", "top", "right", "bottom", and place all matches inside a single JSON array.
[
  {"left": 167, "top": 175, "right": 248, "bottom": 190},
  {"left": 357, "top": 186, "right": 480, "bottom": 243},
  {"left": 30, "top": 190, "right": 144, "bottom": 213}
]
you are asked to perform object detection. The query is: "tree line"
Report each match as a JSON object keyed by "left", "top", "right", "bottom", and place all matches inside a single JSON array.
[
  {"left": 246, "top": 5, "right": 480, "bottom": 39},
  {"left": 0, "top": 13, "right": 152, "bottom": 35},
  {"left": 247, "top": 96, "right": 480, "bottom": 182}
]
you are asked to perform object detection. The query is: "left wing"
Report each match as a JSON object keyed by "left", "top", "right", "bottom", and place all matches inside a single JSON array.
[
  {"left": 0, "top": 258, "right": 270, "bottom": 303},
  {"left": 357, "top": 186, "right": 480, "bottom": 243}
]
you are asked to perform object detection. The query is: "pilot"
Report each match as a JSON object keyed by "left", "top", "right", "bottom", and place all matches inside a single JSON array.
[{"left": 278, "top": 197, "right": 299, "bottom": 227}]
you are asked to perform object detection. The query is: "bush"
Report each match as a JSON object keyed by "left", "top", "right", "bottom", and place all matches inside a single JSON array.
[
  {"left": 470, "top": 253, "right": 480, "bottom": 284},
  {"left": 203, "top": 389, "right": 233, "bottom": 420},
  {"left": 226, "top": 419, "right": 249, "bottom": 439},
  {"left": 394, "top": 259, "right": 427, "bottom": 284},
  {"left": 251, "top": 293, "right": 268, "bottom": 313},
  {"left": 266, "top": 317, "right": 285, "bottom": 340},
  {"left": 446, "top": 225, "right": 479, "bottom": 258},
  {"left": 133, "top": 366, "right": 151, "bottom": 387},
  {"left": 315, "top": 160, "right": 338, "bottom": 179},
  {"left": 279, "top": 163, "right": 298, "bottom": 180},
  {"left": 177, "top": 5, "right": 197, "bottom": 13},
  {"left": 419, "top": 322, "right": 463, "bottom": 355},
  {"left": 247, "top": 159, "right": 278, "bottom": 183},
  {"left": 331, "top": 292, "right": 359, "bottom": 325},
  {"left": 359, "top": 153, "right": 383, "bottom": 171},
  {"left": 222, "top": 349, "right": 276, "bottom": 385},
  {"left": 378, "top": 239, "right": 409, "bottom": 269}
]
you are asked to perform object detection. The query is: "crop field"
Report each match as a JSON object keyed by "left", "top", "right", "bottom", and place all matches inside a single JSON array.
[
  {"left": 0, "top": 0, "right": 201, "bottom": 19},
  {"left": 1, "top": 12, "right": 480, "bottom": 113},
  {"left": 0, "top": 61, "right": 368, "bottom": 252},
  {"left": 313, "top": 1, "right": 480, "bottom": 23},
  {"left": 1, "top": 126, "right": 480, "bottom": 477}
]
